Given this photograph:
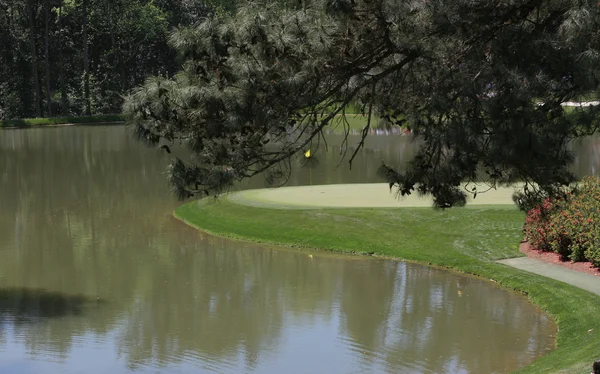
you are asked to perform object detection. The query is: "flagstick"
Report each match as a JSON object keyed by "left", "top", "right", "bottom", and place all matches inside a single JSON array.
[{"left": 304, "top": 149, "right": 313, "bottom": 192}]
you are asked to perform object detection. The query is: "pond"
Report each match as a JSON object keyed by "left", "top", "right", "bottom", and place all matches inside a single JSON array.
[
  {"left": 240, "top": 132, "right": 600, "bottom": 189},
  {"left": 0, "top": 126, "right": 569, "bottom": 373}
]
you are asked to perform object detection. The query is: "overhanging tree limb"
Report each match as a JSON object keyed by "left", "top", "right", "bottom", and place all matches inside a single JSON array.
[{"left": 125, "top": 0, "right": 600, "bottom": 207}]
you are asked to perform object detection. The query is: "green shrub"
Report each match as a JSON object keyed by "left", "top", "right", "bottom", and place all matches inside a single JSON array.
[
  {"left": 550, "top": 177, "right": 600, "bottom": 263},
  {"left": 524, "top": 176, "right": 600, "bottom": 265}
]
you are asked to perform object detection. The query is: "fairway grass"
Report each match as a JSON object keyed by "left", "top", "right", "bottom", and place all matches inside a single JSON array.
[{"left": 175, "top": 192, "right": 600, "bottom": 374}]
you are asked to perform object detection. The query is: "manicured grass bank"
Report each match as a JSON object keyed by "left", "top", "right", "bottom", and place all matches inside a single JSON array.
[
  {"left": 0, "top": 114, "right": 124, "bottom": 128},
  {"left": 175, "top": 198, "right": 600, "bottom": 374}
]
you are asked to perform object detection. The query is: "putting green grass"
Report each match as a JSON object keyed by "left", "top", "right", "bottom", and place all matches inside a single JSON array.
[
  {"left": 175, "top": 186, "right": 600, "bottom": 374},
  {"left": 230, "top": 183, "right": 520, "bottom": 209}
]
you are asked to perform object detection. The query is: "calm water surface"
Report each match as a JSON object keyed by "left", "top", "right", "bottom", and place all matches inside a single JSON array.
[{"left": 0, "top": 126, "right": 566, "bottom": 373}]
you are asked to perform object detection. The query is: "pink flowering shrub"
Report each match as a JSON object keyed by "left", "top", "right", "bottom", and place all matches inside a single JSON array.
[
  {"left": 523, "top": 198, "right": 555, "bottom": 252},
  {"left": 523, "top": 177, "right": 600, "bottom": 265}
]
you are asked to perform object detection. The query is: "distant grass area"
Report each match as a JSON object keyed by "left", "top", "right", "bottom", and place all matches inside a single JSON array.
[
  {"left": 0, "top": 114, "right": 124, "bottom": 128},
  {"left": 321, "top": 114, "right": 386, "bottom": 132},
  {"left": 324, "top": 103, "right": 598, "bottom": 134},
  {"left": 176, "top": 198, "right": 600, "bottom": 374},
  {"left": 327, "top": 114, "right": 375, "bottom": 131},
  {"left": 571, "top": 92, "right": 600, "bottom": 102}
]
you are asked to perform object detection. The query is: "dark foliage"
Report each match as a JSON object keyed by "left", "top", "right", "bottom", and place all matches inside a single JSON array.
[
  {"left": 0, "top": 0, "right": 213, "bottom": 120},
  {"left": 125, "top": 0, "right": 600, "bottom": 206}
]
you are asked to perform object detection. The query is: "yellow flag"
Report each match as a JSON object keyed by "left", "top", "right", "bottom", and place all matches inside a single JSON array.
[{"left": 304, "top": 149, "right": 311, "bottom": 158}]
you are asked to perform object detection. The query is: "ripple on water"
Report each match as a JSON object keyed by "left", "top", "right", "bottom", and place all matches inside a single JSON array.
[{"left": 0, "top": 126, "right": 559, "bottom": 374}]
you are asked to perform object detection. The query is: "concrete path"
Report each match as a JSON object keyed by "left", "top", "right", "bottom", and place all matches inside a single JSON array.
[{"left": 498, "top": 257, "right": 600, "bottom": 296}]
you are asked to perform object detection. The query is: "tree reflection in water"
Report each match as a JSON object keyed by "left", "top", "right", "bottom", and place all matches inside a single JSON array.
[{"left": 0, "top": 126, "right": 564, "bottom": 373}]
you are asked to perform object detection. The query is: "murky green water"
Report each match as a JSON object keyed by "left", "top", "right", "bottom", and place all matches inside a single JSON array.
[
  {"left": 246, "top": 132, "right": 600, "bottom": 188},
  {"left": 0, "top": 126, "right": 567, "bottom": 373}
]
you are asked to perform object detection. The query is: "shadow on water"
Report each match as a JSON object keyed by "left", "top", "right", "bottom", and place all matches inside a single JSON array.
[{"left": 0, "top": 288, "right": 102, "bottom": 323}]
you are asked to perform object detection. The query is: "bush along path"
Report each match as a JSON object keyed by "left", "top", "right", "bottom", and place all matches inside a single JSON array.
[{"left": 523, "top": 177, "right": 600, "bottom": 267}]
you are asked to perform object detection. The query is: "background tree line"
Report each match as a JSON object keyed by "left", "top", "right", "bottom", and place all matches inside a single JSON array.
[{"left": 0, "top": 0, "right": 226, "bottom": 120}]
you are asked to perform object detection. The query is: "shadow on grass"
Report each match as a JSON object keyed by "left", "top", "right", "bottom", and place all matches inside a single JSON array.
[{"left": 0, "top": 288, "right": 103, "bottom": 323}]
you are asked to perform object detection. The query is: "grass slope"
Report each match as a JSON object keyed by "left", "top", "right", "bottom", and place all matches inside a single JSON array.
[{"left": 175, "top": 198, "right": 600, "bottom": 374}]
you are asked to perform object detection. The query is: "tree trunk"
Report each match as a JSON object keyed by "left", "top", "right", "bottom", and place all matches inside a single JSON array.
[
  {"left": 82, "top": 0, "right": 91, "bottom": 116},
  {"left": 58, "top": 4, "right": 68, "bottom": 114},
  {"left": 44, "top": 2, "right": 52, "bottom": 117},
  {"left": 28, "top": 1, "right": 42, "bottom": 117},
  {"left": 107, "top": 0, "right": 119, "bottom": 84}
]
